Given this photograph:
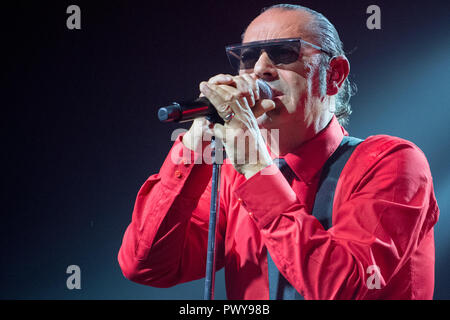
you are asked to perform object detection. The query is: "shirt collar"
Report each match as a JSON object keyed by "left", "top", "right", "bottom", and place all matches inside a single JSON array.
[{"left": 282, "top": 115, "right": 347, "bottom": 184}]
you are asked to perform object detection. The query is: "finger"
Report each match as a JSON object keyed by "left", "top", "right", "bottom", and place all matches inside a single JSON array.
[
  {"left": 213, "top": 123, "right": 226, "bottom": 142},
  {"left": 217, "top": 84, "right": 252, "bottom": 112},
  {"left": 238, "top": 97, "right": 251, "bottom": 110},
  {"left": 199, "top": 82, "right": 236, "bottom": 115},
  {"left": 214, "top": 83, "right": 275, "bottom": 121},
  {"left": 232, "top": 76, "right": 255, "bottom": 107},
  {"left": 194, "top": 117, "right": 215, "bottom": 134},
  {"left": 241, "top": 73, "right": 260, "bottom": 101},
  {"left": 208, "top": 74, "right": 234, "bottom": 85},
  {"left": 252, "top": 99, "right": 276, "bottom": 119}
]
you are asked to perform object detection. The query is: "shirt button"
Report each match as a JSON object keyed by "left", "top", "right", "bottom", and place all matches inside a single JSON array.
[
  {"left": 248, "top": 211, "right": 253, "bottom": 218},
  {"left": 182, "top": 158, "right": 190, "bottom": 166},
  {"left": 237, "top": 198, "right": 243, "bottom": 204},
  {"left": 174, "top": 170, "right": 182, "bottom": 178}
]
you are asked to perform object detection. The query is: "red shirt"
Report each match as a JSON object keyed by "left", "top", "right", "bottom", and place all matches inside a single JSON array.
[{"left": 118, "top": 116, "right": 439, "bottom": 299}]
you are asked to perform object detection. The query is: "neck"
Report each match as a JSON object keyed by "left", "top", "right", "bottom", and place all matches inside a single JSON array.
[{"left": 266, "top": 111, "right": 333, "bottom": 157}]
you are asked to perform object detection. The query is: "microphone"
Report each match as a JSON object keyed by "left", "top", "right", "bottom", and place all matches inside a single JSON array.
[{"left": 157, "top": 79, "right": 273, "bottom": 124}]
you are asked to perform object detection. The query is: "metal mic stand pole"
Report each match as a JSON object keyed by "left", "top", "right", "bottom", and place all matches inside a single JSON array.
[{"left": 203, "top": 136, "right": 224, "bottom": 300}]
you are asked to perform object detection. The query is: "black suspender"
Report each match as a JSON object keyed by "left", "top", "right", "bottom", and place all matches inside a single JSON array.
[{"left": 267, "top": 135, "right": 363, "bottom": 300}]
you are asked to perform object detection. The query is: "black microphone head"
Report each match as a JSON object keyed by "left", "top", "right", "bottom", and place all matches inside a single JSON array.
[
  {"left": 158, "top": 103, "right": 181, "bottom": 122},
  {"left": 256, "top": 79, "right": 273, "bottom": 100},
  {"left": 157, "top": 108, "right": 169, "bottom": 122},
  {"left": 157, "top": 79, "right": 273, "bottom": 124}
]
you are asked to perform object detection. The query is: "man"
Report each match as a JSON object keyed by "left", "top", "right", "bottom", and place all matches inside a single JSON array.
[{"left": 118, "top": 4, "right": 439, "bottom": 299}]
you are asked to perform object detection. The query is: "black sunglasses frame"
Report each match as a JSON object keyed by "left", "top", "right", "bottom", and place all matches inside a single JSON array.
[{"left": 225, "top": 37, "right": 333, "bottom": 71}]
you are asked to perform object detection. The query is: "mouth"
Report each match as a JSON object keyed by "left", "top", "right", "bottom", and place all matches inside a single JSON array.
[
  {"left": 269, "top": 89, "right": 285, "bottom": 109},
  {"left": 258, "top": 85, "right": 285, "bottom": 118},
  {"left": 266, "top": 90, "right": 286, "bottom": 118},
  {"left": 269, "top": 88, "right": 283, "bottom": 99}
]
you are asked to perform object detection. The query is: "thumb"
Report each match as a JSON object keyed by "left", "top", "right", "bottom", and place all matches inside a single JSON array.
[
  {"left": 252, "top": 99, "right": 276, "bottom": 118},
  {"left": 213, "top": 123, "right": 226, "bottom": 142}
]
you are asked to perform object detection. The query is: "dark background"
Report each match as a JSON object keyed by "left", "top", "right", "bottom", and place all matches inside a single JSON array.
[{"left": 2, "top": 0, "right": 449, "bottom": 299}]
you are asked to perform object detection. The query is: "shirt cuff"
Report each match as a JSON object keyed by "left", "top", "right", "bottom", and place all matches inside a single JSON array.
[
  {"left": 159, "top": 133, "right": 212, "bottom": 199},
  {"left": 234, "top": 163, "right": 299, "bottom": 229}
]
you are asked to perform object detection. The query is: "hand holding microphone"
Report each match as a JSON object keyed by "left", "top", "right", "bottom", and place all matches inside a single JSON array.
[
  {"left": 158, "top": 75, "right": 273, "bottom": 124},
  {"left": 177, "top": 74, "right": 275, "bottom": 178}
]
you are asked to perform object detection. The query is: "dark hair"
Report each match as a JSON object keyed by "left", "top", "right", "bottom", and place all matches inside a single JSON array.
[{"left": 261, "top": 4, "right": 357, "bottom": 126}]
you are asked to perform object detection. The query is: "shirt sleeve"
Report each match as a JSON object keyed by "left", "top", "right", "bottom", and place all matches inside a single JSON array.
[
  {"left": 234, "top": 136, "right": 439, "bottom": 299},
  {"left": 118, "top": 134, "right": 226, "bottom": 287}
]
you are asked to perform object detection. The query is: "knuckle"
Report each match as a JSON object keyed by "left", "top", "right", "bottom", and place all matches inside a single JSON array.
[
  {"left": 223, "top": 92, "right": 234, "bottom": 101},
  {"left": 209, "top": 74, "right": 221, "bottom": 82},
  {"left": 238, "top": 90, "right": 251, "bottom": 99},
  {"left": 218, "top": 103, "right": 230, "bottom": 113},
  {"left": 210, "top": 73, "right": 231, "bottom": 84},
  {"left": 199, "top": 81, "right": 208, "bottom": 91}
]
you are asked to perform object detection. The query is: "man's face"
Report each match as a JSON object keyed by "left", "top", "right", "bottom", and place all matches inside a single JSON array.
[{"left": 241, "top": 9, "right": 326, "bottom": 131}]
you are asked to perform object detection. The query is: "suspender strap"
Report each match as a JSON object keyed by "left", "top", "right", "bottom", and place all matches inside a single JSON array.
[{"left": 267, "top": 135, "right": 363, "bottom": 300}]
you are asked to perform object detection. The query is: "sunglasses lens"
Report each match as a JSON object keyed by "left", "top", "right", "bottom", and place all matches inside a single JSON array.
[
  {"left": 267, "top": 45, "right": 300, "bottom": 65},
  {"left": 240, "top": 48, "right": 261, "bottom": 69},
  {"left": 226, "top": 40, "right": 301, "bottom": 71}
]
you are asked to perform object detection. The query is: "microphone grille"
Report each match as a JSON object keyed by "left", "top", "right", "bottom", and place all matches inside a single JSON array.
[{"left": 256, "top": 79, "right": 273, "bottom": 100}]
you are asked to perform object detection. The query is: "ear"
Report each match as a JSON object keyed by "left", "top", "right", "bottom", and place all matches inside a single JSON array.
[{"left": 326, "top": 56, "right": 350, "bottom": 96}]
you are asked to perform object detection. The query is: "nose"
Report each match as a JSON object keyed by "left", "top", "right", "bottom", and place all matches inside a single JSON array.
[{"left": 253, "top": 51, "right": 278, "bottom": 81}]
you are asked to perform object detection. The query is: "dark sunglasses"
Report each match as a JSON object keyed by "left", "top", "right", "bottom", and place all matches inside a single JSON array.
[{"left": 225, "top": 37, "right": 333, "bottom": 71}]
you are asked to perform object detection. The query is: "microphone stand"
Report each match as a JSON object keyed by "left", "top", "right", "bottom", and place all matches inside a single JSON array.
[{"left": 203, "top": 136, "right": 225, "bottom": 300}]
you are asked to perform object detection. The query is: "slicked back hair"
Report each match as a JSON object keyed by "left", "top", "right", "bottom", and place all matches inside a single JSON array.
[{"left": 257, "top": 4, "right": 357, "bottom": 126}]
